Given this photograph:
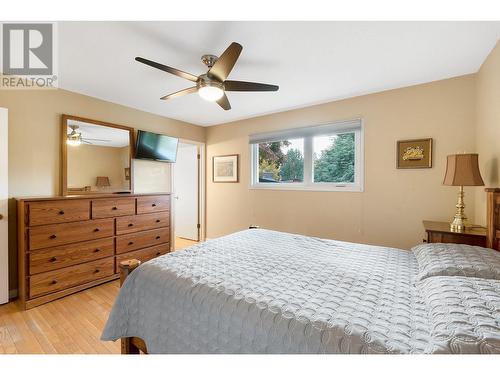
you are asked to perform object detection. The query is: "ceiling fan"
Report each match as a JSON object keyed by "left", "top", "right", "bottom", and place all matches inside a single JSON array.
[
  {"left": 135, "top": 42, "right": 279, "bottom": 110},
  {"left": 67, "top": 125, "right": 111, "bottom": 146}
]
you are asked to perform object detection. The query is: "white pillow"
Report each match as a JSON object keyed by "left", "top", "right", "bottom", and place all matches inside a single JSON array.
[{"left": 411, "top": 243, "right": 500, "bottom": 281}]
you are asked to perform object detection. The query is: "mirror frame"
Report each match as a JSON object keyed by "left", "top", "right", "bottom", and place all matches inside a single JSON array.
[{"left": 61, "top": 114, "right": 135, "bottom": 196}]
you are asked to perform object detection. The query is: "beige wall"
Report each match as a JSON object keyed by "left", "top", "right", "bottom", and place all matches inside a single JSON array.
[
  {"left": 67, "top": 144, "right": 129, "bottom": 190},
  {"left": 133, "top": 159, "right": 171, "bottom": 193},
  {"left": 475, "top": 41, "right": 500, "bottom": 225},
  {"left": 206, "top": 75, "right": 477, "bottom": 250}
]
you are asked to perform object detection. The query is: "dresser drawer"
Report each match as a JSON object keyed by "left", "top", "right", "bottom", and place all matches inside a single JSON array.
[
  {"left": 92, "top": 198, "right": 136, "bottom": 218},
  {"left": 28, "top": 200, "right": 90, "bottom": 226},
  {"left": 29, "top": 257, "right": 114, "bottom": 298},
  {"left": 116, "top": 227, "right": 170, "bottom": 254},
  {"left": 116, "top": 212, "right": 170, "bottom": 235},
  {"left": 136, "top": 195, "right": 170, "bottom": 214},
  {"left": 29, "top": 218, "right": 114, "bottom": 250},
  {"left": 115, "top": 243, "right": 170, "bottom": 272},
  {"left": 29, "top": 238, "right": 114, "bottom": 275}
]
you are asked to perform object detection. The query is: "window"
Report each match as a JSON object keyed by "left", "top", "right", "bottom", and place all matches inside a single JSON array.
[
  {"left": 250, "top": 119, "right": 363, "bottom": 191},
  {"left": 258, "top": 138, "right": 304, "bottom": 183}
]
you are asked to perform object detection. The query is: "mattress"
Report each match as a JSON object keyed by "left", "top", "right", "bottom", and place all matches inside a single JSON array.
[{"left": 101, "top": 229, "right": 500, "bottom": 353}]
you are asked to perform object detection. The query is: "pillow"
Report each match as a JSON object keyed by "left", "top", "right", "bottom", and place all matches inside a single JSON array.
[
  {"left": 417, "top": 275, "right": 500, "bottom": 353},
  {"left": 411, "top": 243, "right": 500, "bottom": 281}
]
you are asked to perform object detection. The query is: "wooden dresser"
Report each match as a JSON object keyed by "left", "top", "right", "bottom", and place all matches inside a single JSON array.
[{"left": 17, "top": 193, "right": 171, "bottom": 309}]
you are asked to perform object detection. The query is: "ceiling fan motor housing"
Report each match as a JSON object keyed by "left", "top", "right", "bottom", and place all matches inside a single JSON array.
[{"left": 197, "top": 74, "right": 224, "bottom": 90}]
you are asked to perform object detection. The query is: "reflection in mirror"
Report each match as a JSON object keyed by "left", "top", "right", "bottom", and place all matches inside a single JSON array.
[{"left": 65, "top": 118, "right": 131, "bottom": 194}]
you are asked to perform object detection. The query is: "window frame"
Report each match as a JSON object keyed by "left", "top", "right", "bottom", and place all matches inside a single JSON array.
[{"left": 249, "top": 119, "right": 364, "bottom": 192}]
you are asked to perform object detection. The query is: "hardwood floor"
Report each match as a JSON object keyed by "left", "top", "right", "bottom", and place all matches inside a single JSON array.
[
  {"left": 0, "top": 239, "right": 199, "bottom": 354},
  {"left": 175, "top": 237, "right": 198, "bottom": 250},
  {"left": 0, "top": 280, "right": 121, "bottom": 354}
]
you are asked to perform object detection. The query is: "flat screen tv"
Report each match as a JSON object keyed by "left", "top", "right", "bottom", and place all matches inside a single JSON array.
[{"left": 135, "top": 130, "right": 179, "bottom": 162}]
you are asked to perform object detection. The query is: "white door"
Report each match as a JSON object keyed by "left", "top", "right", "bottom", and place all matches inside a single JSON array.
[
  {"left": 173, "top": 143, "right": 199, "bottom": 241},
  {"left": 0, "top": 108, "right": 8, "bottom": 304}
]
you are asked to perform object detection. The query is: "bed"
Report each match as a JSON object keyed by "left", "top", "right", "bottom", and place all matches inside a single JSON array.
[{"left": 101, "top": 188, "right": 500, "bottom": 354}]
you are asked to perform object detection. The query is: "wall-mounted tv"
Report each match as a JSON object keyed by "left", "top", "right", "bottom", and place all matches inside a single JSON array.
[{"left": 134, "top": 130, "right": 179, "bottom": 162}]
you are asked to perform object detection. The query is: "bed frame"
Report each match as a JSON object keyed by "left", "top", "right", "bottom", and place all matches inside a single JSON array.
[
  {"left": 117, "top": 189, "right": 500, "bottom": 354},
  {"left": 486, "top": 188, "right": 500, "bottom": 251},
  {"left": 118, "top": 260, "right": 147, "bottom": 354}
]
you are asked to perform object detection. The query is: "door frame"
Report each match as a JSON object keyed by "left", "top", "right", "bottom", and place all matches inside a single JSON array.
[
  {"left": 0, "top": 108, "right": 8, "bottom": 304},
  {"left": 171, "top": 139, "right": 206, "bottom": 249}
]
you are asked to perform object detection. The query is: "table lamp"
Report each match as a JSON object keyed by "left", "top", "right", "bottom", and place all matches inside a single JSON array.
[
  {"left": 96, "top": 176, "right": 111, "bottom": 190},
  {"left": 443, "top": 153, "right": 484, "bottom": 232}
]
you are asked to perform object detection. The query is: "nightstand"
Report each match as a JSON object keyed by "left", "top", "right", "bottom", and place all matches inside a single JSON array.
[{"left": 423, "top": 220, "right": 487, "bottom": 247}]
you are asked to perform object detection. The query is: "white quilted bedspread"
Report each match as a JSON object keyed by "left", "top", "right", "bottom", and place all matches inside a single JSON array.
[{"left": 101, "top": 229, "right": 500, "bottom": 353}]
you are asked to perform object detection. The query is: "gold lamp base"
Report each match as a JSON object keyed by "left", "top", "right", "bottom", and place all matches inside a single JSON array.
[{"left": 450, "top": 185, "right": 467, "bottom": 232}]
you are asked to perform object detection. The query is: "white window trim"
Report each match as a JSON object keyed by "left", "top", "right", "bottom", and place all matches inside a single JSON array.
[{"left": 249, "top": 119, "right": 364, "bottom": 192}]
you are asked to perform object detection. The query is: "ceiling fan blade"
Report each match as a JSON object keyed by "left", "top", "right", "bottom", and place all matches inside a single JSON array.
[
  {"left": 216, "top": 93, "right": 231, "bottom": 111},
  {"left": 135, "top": 57, "right": 198, "bottom": 82},
  {"left": 207, "top": 42, "right": 242, "bottom": 82},
  {"left": 224, "top": 80, "right": 279, "bottom": 92},
  {"left": 160, "top": 86, "right": 198, "bottom": 100}
]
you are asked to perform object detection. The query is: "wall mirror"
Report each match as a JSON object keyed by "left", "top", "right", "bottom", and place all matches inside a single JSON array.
[{"left": 61, "top": 115, "right": 134, "bottom": 195}]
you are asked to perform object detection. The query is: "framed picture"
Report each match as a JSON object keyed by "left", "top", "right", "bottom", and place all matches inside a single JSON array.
[
  {"left": 397, "top": 138, "right": 433, "bottom": 169},
  {"left": 213, "top": 154, "right": 239, "bottom": 183},
  {"left": 124, "top": 167, "right": 130, "bottom": 180}
]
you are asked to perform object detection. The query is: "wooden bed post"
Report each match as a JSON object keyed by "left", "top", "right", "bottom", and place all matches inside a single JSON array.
[
  {"left": 486, "top": 188, "right": 500, "bottom": 251},
  {"left": 119, "top": 259, "right": 142, "bottom": 354},
  {"left": 119, "top": 259, "right": 141, "bottom": 287}
]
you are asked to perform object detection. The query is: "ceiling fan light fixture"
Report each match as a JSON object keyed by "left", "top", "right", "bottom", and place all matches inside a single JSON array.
[
  {"left": 67, "top": 138, "right": 81, "bottom": 146},
  {"left": 67, "top": 127, "right": 82, "bottom": 146},
  {"left": 197, "top": 75, "right": 224, "bottom": 102}
]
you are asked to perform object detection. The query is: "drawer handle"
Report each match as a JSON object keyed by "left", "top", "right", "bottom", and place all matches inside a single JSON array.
[
  {"left": 49, "top": 234, "right": 57, "bottom": 239},
  {"left": 58, "top": 210, "right": 65, "bottom": 215},
  {"left": 128, "top": 241, "right": 134, "bottom": 245},
  {"left": 156, "top": 236, "right": 161, "bottom": 240},
  {"left": 94, "top": 269, "right": 100, "bottom": 274},
  {"left": 156, "top": 252, "right": 161, "bottom": 256},
  {"left": 51, "top": 280, "right": 57, "bottom": 285},
  {"left": 112, "top": 206, "right": 118, "bottom": 210},
  {"left": 128, "top": 223, "right": 134, "bottom": 227},
  {"left": 94, "top": 248, "right": 100, "bottom": 253},
  {"left": 156, "top": 219, "right": 161, "bottom": 223},
  {"left": 94, "top": 228, "right": 100, "bottom": 232},
  {"left": 152, "top": 203, "right": 157, "bottom": 207},
  {"left": 50, "top": 257, "right": 57, "bottom": 262}
]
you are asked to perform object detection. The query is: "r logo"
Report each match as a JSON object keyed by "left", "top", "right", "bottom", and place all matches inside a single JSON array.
[{"left": 2, "top": 23, "right": 53, "bottom": 75}]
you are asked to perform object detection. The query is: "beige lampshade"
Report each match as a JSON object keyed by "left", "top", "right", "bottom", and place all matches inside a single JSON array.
[
  {"left": 443, "top": 154, "right": 484, "bottom": 186},
  {"left": 96, "top": 176, "right": 111, "bottom": 187}
]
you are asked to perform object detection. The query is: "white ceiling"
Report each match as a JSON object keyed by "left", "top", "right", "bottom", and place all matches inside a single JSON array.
[
  {"left": 58, "top": 21, "right": 500, "bottom": 126},
  {"left": 67, "top": 120, "right": 130, "bottom": 147}
]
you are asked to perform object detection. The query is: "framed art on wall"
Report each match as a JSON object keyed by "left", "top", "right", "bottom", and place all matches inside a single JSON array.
[
  {"left": 397, "top": 138, "right": 433, "bottom": 169},
  {"left": 213, "top": 154, "right": 239, "bottom": 182}
]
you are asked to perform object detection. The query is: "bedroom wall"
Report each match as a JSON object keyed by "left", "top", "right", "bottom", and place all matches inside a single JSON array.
[
  {"left": 67, "top": 144, "right": 129, "bottom": 190},
  {"left": 0, "top": 88, "right": 205, "bottom": 295},
  {"left": 475, "top": 41, "right": 500, "bottom": 225},
  {"left": 205, "top": 75, "right": 477, "bottom": 250},
  {"left": 132, "top": 159, "right": 172, "bottom": 193}
]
